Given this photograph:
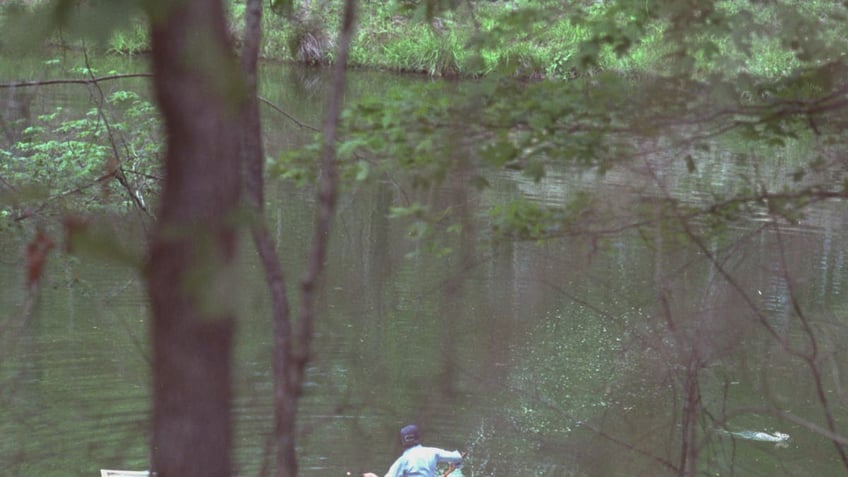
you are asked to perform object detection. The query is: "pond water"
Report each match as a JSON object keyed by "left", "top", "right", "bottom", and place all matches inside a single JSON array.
[{"left": 2, "top": 56, "right": 848, "bottom": 477}]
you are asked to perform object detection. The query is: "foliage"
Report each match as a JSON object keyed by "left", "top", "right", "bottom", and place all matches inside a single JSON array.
[
  {"left": 106, "top": 17, "right": 149, "bottom": 55},
  {"left": 7, "top": 0, "right": 847, "bottom": 81},
  {"left": 271, "top": 0, "right": 848, "bottom": 246},
  {"left": 0, "top": 0, "right": 145, "bottom": 54},
  {"left": 1, "top": 87, "right": 161, "bottom": 215}
]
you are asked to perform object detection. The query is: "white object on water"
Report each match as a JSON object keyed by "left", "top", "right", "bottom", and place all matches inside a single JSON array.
[
  {"left": 101, "top": 471, "right": 154, "bottom": 477},
  {"left": 718, "top": 429, "right": 790, "bottom": 447}
]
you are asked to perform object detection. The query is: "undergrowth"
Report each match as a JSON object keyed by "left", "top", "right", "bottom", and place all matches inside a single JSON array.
[
  {"left": 0, "top": 88, "right": 161, "bottom": 215},
  {"left": 3, "top": 0, "right": 840, "bottom": 80}
]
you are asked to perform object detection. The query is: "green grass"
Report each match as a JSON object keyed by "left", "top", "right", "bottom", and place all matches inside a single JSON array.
[
  {"left": 352, "top": 23, "right": 463, "bottom": 75},
  {"left": 17, "top": 0, "right": 841, "bottom": 82},
  {"left": 107, "top": 18, "right": 149, "bottom": 55}
]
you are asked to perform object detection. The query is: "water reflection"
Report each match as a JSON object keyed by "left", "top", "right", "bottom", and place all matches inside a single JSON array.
[{"left": 2, "top": 59, "right": 848, "bottom": 476}]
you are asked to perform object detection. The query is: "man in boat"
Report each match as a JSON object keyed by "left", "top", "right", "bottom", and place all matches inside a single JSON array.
[{"left": 362, "top": 424, "right": 464, "bottom": 477}]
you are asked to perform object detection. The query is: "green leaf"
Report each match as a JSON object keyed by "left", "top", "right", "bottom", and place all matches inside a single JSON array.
[{"left": 354, "top": 161, "right": 370, "bottom": 182}]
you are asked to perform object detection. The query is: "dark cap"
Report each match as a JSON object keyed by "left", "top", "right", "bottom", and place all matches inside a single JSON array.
[{"left": 400, "top": 424, "right": 421, "bottom": 448}]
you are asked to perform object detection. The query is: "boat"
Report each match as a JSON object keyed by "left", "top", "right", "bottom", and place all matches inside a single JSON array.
[{"left": 100, "top": 470, "right": 154, "bottom": 477}]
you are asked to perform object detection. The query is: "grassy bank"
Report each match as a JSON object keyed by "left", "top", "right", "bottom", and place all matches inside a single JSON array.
[
  {"left": 1, "top": 0, "right": 842, "bottom": 80},
  {"left": 247, "top": 0, "right": 842, "bottom": 79},
  {"left": 0, "top": 1, "right": 687, "bottom": 78},
  {"left": 260, "top": 1, "right": 668, "bottom": 78}
]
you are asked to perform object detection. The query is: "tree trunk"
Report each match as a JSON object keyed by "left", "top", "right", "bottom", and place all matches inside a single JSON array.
[
  {"left": 146, "top": 1, "right": 242, "bottom": 476},
  {"left": 276, "top": 1, "right": 358, "bottom": 476},
  {"left": 237, "top": 1, "right": 299, "bottom": 475}
]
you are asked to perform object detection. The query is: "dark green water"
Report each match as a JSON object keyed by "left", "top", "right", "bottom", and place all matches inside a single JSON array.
[{"left": 2, "top": 56, "right": 848, "bottom": 477}]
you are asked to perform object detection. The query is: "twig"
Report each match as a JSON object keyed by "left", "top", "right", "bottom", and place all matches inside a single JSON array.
[
  {"left": 81, "top": 48, "right": 151, "bottom": 219},
  {"left": 258, "top": 95, "right": 320, "bottom": 131},
  {"left": 0, "top": 73, "right": 153, "bottom": 89},
  {"left": 1, "top": 74, "right": 319, "bottom": 133},
  {"left": 13, "top": 170, "right": 115, "bottom": 221},
  {"left": 0, "top": 172, "right": 17, "bottom": 191}
]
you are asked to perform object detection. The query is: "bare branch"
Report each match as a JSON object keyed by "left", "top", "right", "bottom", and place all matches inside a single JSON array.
[
  {"left": 295, "top": 0, "right": 358, "bottom": 364},
  {"left": 258, "top": 95, "right": 320, "bottom": 132},
  {"left": 0, "top": 73, "right": 153, "bottom": 89}
]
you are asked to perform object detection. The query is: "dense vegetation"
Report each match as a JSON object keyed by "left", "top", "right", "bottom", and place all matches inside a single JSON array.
[
  {"left": 4, "top": 0, "right": 847, "bottom": 218},
  {"left": 4, "top": 0, "right": 840, "bottom": 77}
]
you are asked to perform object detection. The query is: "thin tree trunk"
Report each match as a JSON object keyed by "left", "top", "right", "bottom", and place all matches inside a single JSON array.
[
  {"left": 147, "top": 1, "right": 242, "bottom": 476},
  {"left": 240, "top": 1, "right": 357, "bottom": 475},
  {"left": 237, "top": 1, "right": 299, "bottom": 475},
  {"left": 241, "top": 0, "right": 264, "bottom": 201},
  {"left": 275, "top": 2, "right": 359, "bottom": 476}
]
